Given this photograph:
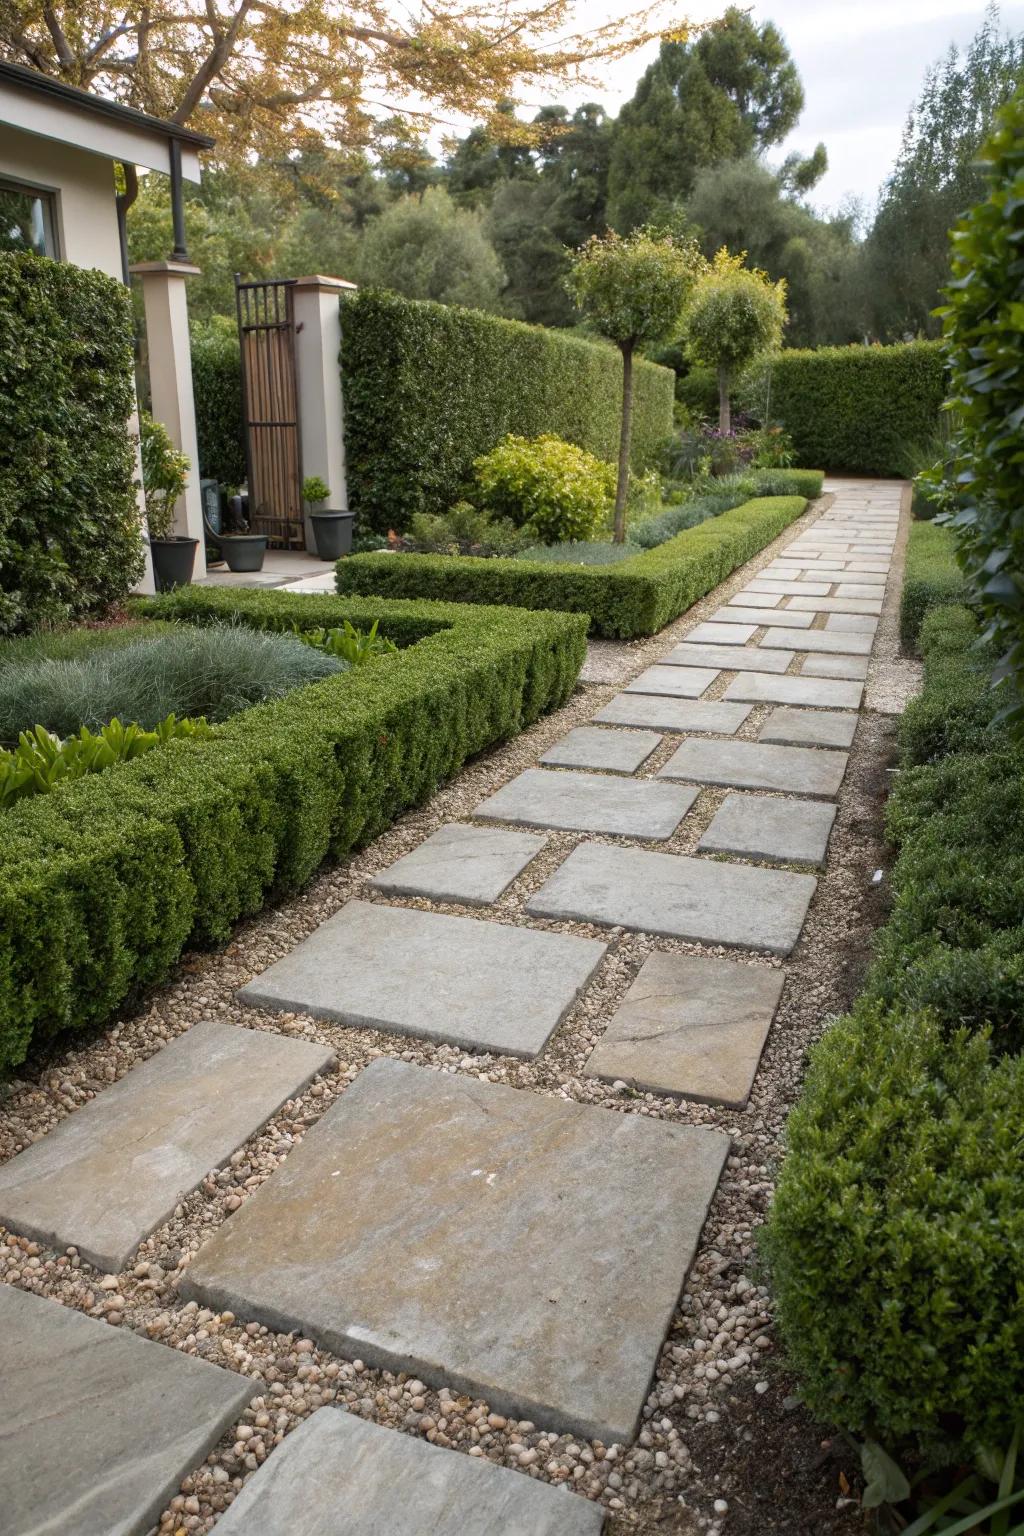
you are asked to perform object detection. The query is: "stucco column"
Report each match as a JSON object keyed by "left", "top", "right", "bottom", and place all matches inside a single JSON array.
[
  {"left": 292, "top": 275, "right": 356, "bottom": 546},
  {"left": 130, "top": 259, "right": 203, "bottom": 543}
]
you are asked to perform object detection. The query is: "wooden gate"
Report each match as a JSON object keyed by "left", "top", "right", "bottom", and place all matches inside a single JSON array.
[{"left": 235, "top": 275, "right": 304, "bottom": 547}]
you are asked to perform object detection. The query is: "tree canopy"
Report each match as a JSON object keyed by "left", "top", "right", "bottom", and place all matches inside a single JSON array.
[
  {"left": 682, "top": 249, "right": 787, "bottom": 431},
  {"left": 357, "top": 185, "right": 506, "bottom": 311}
]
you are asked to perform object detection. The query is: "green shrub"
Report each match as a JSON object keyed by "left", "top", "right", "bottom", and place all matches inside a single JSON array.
[
  {"left": 339, "top": 288, "right": 675, "bottom": 532},
  {"left": 755, "top": 341, "right": 946, "bottom": 475},
  {"left": 675, "top": 364, "right": 718, "bottom": 418},
  {"left": 405, "top": 502, "right": 532, "bottom": 557},
  {"left": 190, "top": 318, "right": 246, "bottom": 489},
  {"left": 0, "top": 624, "right": 343, "bottom": 741},
  {"left": 0, "top": 252, "right": 143, "bottom": 634},
  {"left": 763, "top": 1001, "right": 1024, "bottom": 1465},
  {"left": 337, "top": 494, "right": 810, "bottom": 638},
  {"left": 139, "top": 412, "right": 190, "bottom": 539},
  {"left": 897, "top": 605, "right": 1000, "bottom": 767},
  {"left": 1, "top": 714, "right": 213, "bottom": 808},
  {"left": 0, "top": 592, "right": 585, "bottom": 1070},
  {"left": 473, "top": 434, "right": 613, "bottom": 543},
  {"left": 900, "top": 521, "right": 969, "bottom": 652}
]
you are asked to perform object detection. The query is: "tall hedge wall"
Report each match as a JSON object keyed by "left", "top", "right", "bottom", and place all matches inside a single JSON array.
[
  {"left": 190, "top": 319, "right": 247, "bottom": 490},
  {"left": 341, "top": 289, "right": 676, "bottom": 532},
  {"left": 762, "top": 341, "right": 945, "bottom": 475},
  {"left": 0, "top": 252, "right": 143, "bottom": 634}
]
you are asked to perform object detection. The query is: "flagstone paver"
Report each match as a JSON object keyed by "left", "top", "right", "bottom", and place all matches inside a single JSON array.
[
  {"left": 0, "top": 1020, "right": 335, "bottom": 1272},
  {"left": 787, "top": 594, "right": 882, "bottom": 615},
  {"left": 475, "top": 767, "right": 698, "bottom": 839},
  {"left": 801, "top": 654, "right": 869, "bottom": 680},
  {"left": 722, "top": 673, "right": 864, "bottom": 710},
  {"left": 759, "top": 626, "right": 872, "bottom": 656},
  {"left": 210, "top": 1409, "right": 605, "bottom": 1536},
  {"left": 743, "top": 580, "right": 831, "bottom": 596},
  {"left": 238, "top": 901, "right": 606, "bottom": 1058},
  {"left": 713, "top": 590, "right": 780, "bottom": 609},
  {"left": 593, "top": 694, "right": 752, "bottom": 734},
  {"left": 826, "top": 612, "right": 878, "bottom": 634},
  {"left": 584, "top": 951, "right": 785, "bottom": 1109},
  {"left": 712, "top": 605, "right": 815, "bottom": 629},
  {"left": 836, "top": 582, "right": 889, "bottom": 599},
  {"left": 658, "top": 737, "right": 848, "bottom": 798},
  {"left": 686, "top": 621, "right": 757, "bottom": 644},
  {"left": 624, "top": 663, "right": 720, "bottom": 698},
  {"left": 758, "top": 706, "right": 859, "bottom": 749},
  {"left": 527, "top": 843, "right": 816, "bottom": 955},
  {"left": 698, "top": 793, "right": 837, "bottom": 866},
  {"left": 0, "top": 1286, "right": 252, "bottom": 1536},
  {"left": 180, "top": 1057, "right": 730, "bottom": 1444},
  {"left": 661, "top": 642, "right": 794, "bottom": 673},
  {"left": 540, "top": 725, "right": 662, "bottom": 773},
  {"left": 370, "top": 824, "right": 546, "bottom": 906}
]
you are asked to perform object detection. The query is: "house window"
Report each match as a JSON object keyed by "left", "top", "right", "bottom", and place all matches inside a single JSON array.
[{"left": 0, "top": 179, "right": 57, "bottom": 258}]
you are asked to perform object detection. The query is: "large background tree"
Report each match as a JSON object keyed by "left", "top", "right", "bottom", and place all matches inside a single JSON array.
[{"left": 357, "top": 185, "right": 506, "bottom": 311}]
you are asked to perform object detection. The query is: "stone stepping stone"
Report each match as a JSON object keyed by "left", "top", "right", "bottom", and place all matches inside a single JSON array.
[
  {"left": 0, "top": 1021, "right": 335, "bottom": 1272},
  {"left": 836, "top": 582, "right": 889, "bottom": 599},
  {"left": 475, "top": 768, "right": 697, "bottom": 839},
  {"left": 686, "top": 621, "right": 756, "bottom": 644},
  {"left": 787, "top": 595, "right": 882, "bottom": 615},
  {"left": 759, "top": 627, "right": 872, "bottom": 656},
  {"left": 713, "top": 605, "right": 815, "bottom": 629},
  {"left": 594, "top": 694, "right": 752, "bottom": 735},
  {"left": 699, "top": 792, "right": 837, "bottom": 866},
  {"left": 541, "top": 725, "right": 661, "bottom": 773},
  {"left": 769, "top": 567, "right": 847, "bottom": 582},
  {"left": 238, "top": 901, "right": 605, "bottom": 1059},
  {"left": 846, "top": 561, "right": 890, "bottom": 572},
  {"left": 658, "top": 737, "right": 847, "bottom": 798},
  {"left": 624, "top": 663, "right": 718, "bottom": 698},
  {"left": 743, "top": 580, "right": 832, "bottom": 596},
  {"left": 759, "top": 706, "right": 859, "bottom": 750},
  {"left": 723, "top": 672, "right": 864, "bottom": 710},
  {"left": 802, "top": 654, "right": 869, "bottom": 680},
  {"left": 211, "top": 1408, "right": 604, "bottom": 1536},
  {"left": 181, "top": 1058, "right": 729, "bottom": 1444},
  {"left": 370, "top": 824, "right": 545, "bottom": 906},
  {"left": 717, "top": 589, "right": 779, "bottom": 608},
  {"left": 584, "top": 952, "right": 784, "bottom": 1109},
  {"left": 826, "top": 612, "right": 878, "bottom": 634},
  {"left": 1, "top": 1286, "right": 251, "bottom": 1536},
  {"left": 528, "top": 842, "right": 815, "bottom": 956},
  {"left": 661, "top": 642, "right": 793, "bottom": 674}
]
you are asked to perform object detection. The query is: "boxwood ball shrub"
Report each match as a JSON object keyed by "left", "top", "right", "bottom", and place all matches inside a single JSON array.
[
  {"left": 473, "top": 435, "right": 613, "bottom": 544},
  {"left": 0, "top": 252, "right": 143, "bottom": 633}
]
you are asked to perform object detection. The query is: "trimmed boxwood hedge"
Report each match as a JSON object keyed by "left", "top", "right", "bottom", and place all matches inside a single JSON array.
[
  {"left": 0, "top": 252, "right": 143, "bottom": 634},
  {"left": 0, "top": 593, "right": 586, "bottom": 1071},
  {"left": 764, "top": 341, "right": 945, "bottom": 475},
  {"left": 340, "top": 288, "right": 676, "bottom": 532},
  {"left": 899, "top": 520, "right": 968, "bottom": 652},
  {"left": 337, "top": 487, "right": 818, "bottom": 637}
]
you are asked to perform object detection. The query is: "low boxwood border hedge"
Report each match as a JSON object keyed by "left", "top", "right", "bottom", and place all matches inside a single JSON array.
[
  {"left": 899, "top": 520, "right": 967, "bottom": 652},
  {"left": 0, "top": 593, "right": 586, "bottom": 1071},
  {"left": 336, "top": 487, "right": 819, "bottom": 638}
]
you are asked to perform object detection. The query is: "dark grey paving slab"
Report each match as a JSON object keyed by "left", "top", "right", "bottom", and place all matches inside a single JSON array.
[
  {"left": 722, "top": 672, "right": 864, "bottom": 710},
  {"left": 758, "top": 706, "right": 859, "bottom": 750},
  {"left": 0, "top": 1021, "right": 335, "bottom": 1272},
  {"left": 713, "top": 605, "right": 815, "bottom": 629},
  {"left": 181, "top": 1058, "right": 729, "bottom": 1445},
  {"left": 801, "top": 654, "right": 869, "bottom": 680},
  {"left": 825, "top": 612, "right": 878, "bottom": 634},
  {"left": 624, "top": 663, "right": 718, "bottom": 698},
  {"left": 541, "top": 725, "right": 661, "bottom": 773},
  {"left": 0, "top": 1286, "right": 251, "bottom": 1536},
  {"left": 658, "top": 736, "right": 847, "bottom": 798},
  {"left": 787, "top": 594, "right": 882, "bottom": 615},
  {"left": 585, "top": 952, "right": 784, "bottom": 1109},
  {"left": 699, "top": 793, "right": 837, "bottom": 866},
  {"left": 370, "top": 824, "right": 545, "bottom": 906},
  {"left": 527, "top": 842, "right": 816, "bottom": 956},
  {"left": 238, "top": 901, "right": 605, "bottom": 1059},
  {"left": 759, "top": 627, "right": 872, "bottom": 656},
  {"left": 594, "top": 694, "right": 752, "bottom": 735},
  {"left": 475, "top": 768, "right": 697, "bottom": 839},
  {"left": 661, "top": 643, "right": 793, "bottom": 674},
  {"left": 211, "top": 1409, "right": 604, "bottom": 1536},
  {"left": 686, "top": 621, "right": 756, "bottom": 644}
]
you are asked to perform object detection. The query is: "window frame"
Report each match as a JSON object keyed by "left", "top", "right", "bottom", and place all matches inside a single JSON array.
[{"left": 0, "top": 173, "right": 60, "bottom": 259}]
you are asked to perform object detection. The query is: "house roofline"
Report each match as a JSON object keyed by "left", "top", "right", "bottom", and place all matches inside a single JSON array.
[{"left": 0, "top": 59, "right": 215, "bottom": 150}]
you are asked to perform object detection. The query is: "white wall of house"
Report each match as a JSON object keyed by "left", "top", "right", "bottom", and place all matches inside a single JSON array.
[{"left": 0, "top": 122, "right": 123, "bottom": 279}]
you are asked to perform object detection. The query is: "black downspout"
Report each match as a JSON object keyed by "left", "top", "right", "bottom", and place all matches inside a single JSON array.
[
  {"left": 169, "top": 138, "right": 188, "bottom": 261},
  {"left": 115, "top": 162, "right": 139, "bottom": 285}
]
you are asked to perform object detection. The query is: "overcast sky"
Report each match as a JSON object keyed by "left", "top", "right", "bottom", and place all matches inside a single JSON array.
[{"left": 534, "top": 0, "right": 1024, "bottom": 217}]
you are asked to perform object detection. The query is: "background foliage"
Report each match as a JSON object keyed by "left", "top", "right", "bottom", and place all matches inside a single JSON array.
[{"left": 190, "top": 316, "right": 247, "bottom": 490}]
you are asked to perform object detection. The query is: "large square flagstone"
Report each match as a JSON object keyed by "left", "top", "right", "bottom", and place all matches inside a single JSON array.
[
  {"left": 475, "top": 767, "right": 697, "bottom": 839},
  {"left": 584, "top": 952, "right": 785, "bottom": 1108},
  {"left": 527, "top": 842, "right": 816, "bottom": 955},
  {"left": 594, "top": 694, "right": 752, "bottom": 734},
  {"left": 686, "top": 621, "right": 756, "bottom": 644},
  {"left": 758, "top": 706, "right": 859, "bottom": 749},
  {"left": 698, "top": 793, "right": 837, "bottom": 866},
  {"left": 624, "top": 663, "right": 718, "bottom": 698},
  {"left": 541, "top": 725, "right": 661, "bottom": 773},
  {"left": 0, "top": 1286, "right": 251, "bottom": 1536},
  {"left": 210, "top": 1409, "right": 604, "bottom": 1536},
  {"left": 759, "top": 626, "right": 872, "bottom": 656},
  {"left": 180, "top": 1058, "right": 729, "bottom": 1444},
  {"left": 826, "top": 612, "right": 878, "bottom": 634},
  {"left": 0, "top": 1020, "right": 335, "bottom": 1272},
  {"left": 661, "top": 643, "right": 793, "bottom": 674},
  {"left": 370, "top": 824, "right": 546, "bottom": 906},
  {"left": 238, "top": 901, "right": 606, "bottom": 1059},
  {"left": 802, "top": 654, "right": 869, "bottom": 680},
  {"left": 658, "top": 737, "right": 848, "bottom": 798},
  {"left": 723, "top": 672, "right": 864, "bottom": 710}
]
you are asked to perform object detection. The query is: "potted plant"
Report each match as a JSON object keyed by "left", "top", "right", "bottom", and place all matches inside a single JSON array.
[
  {"left": 141, "top": 411, "right": 198, "bottom": 590},
  {"left": 304, "top": 475, "right": 354, "bottom": 560}
]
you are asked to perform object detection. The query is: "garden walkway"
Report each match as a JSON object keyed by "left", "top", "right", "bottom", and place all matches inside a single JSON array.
[{"left": 0, "top": 480, "right": 902, "bottom": 1536}]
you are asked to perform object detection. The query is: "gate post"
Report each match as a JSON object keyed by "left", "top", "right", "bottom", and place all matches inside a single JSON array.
[
  {"left": 292, "top": 275, "right": 356, "bottom": 545},
  {"left": 131, "top": 259, "right": 204, "bottom": 545}
]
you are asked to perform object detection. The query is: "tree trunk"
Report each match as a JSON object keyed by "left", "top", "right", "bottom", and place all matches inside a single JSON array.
[
  {"left": 614, "top": 340, "right": 634, "bottom": 544},
  {"left": 718, "top": 363, "right": 731, "bottom": 435}
]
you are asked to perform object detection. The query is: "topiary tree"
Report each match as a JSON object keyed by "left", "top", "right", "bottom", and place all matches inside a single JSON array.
[
  {"left": 565, "top": 228, "right": 703, "bottom": 541},
  {"left": 938, "top": 83, "right": 1024, "bottom": 727},
  {"left": 682, "top": 248, "right": 787, "bottom": 434}
]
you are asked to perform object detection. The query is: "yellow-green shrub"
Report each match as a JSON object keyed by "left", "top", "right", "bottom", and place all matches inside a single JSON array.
[{"left": 473, "top": 434, "right": 613, "bottom": 543}]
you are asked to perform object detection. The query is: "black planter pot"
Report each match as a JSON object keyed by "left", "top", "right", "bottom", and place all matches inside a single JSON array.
[
  {"left": 150, "top": 536, "right": 198, "bottom": 592},
  {"left": 221, "top": 533, "right": 268, "bottom": 573},
  {"left": 310, "top": 509, "right": 355, "bottom": 560}
]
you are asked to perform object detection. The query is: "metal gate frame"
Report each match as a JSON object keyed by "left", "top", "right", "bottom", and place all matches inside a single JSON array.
[{"left": 235, "top": 274, "right": 304, "bottom": 547}]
